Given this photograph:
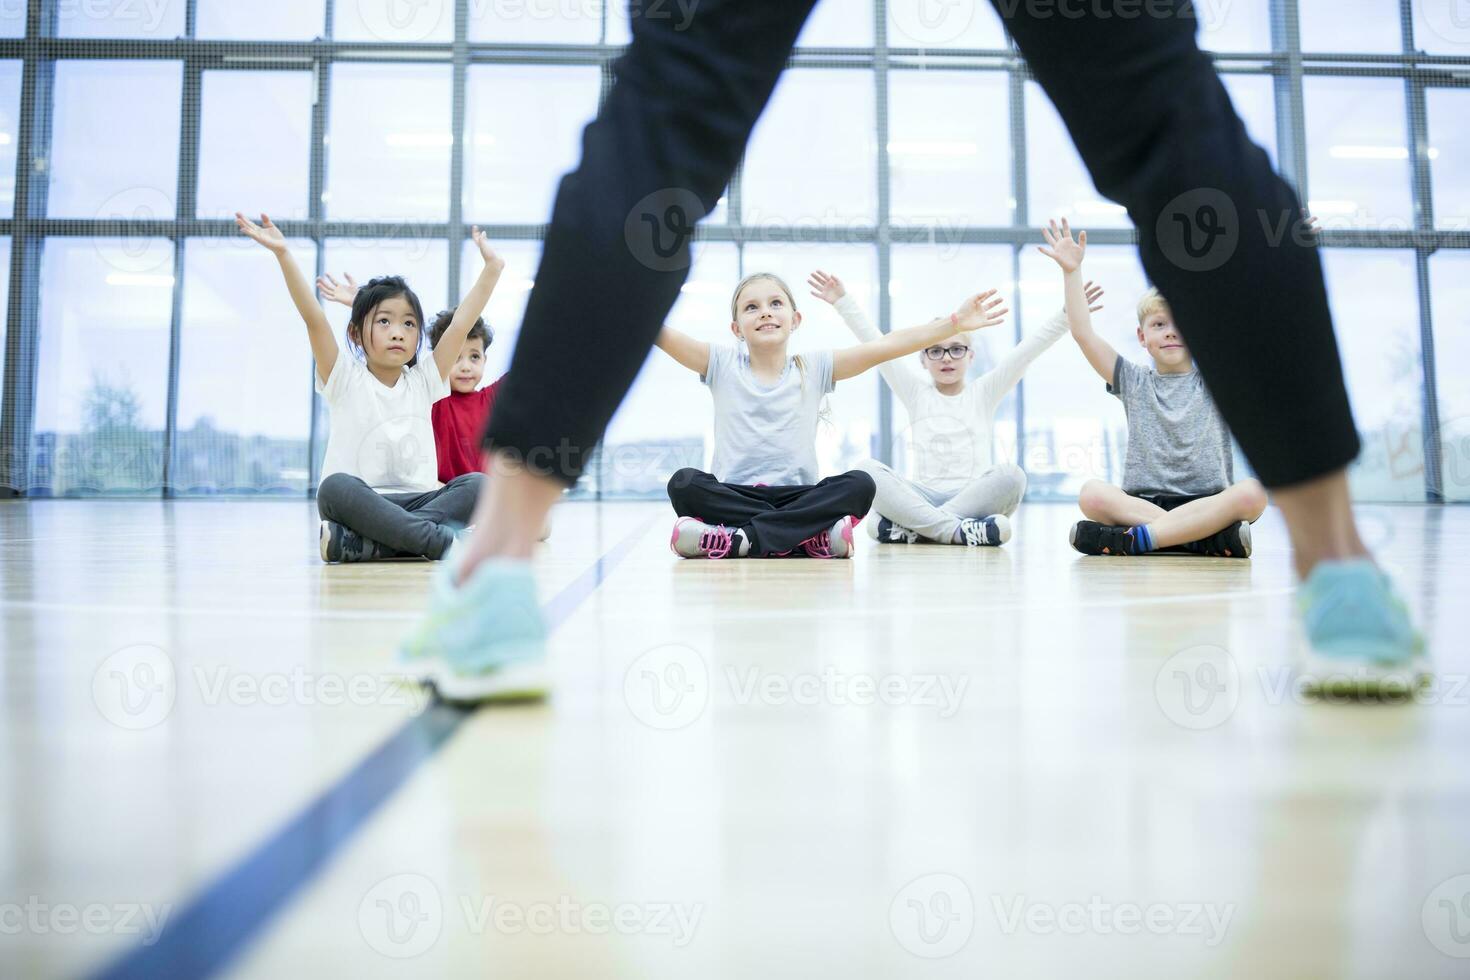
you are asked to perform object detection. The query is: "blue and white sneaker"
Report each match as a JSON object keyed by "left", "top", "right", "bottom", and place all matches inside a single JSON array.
[
  {"left": 867, "top": 516, "right": 920, "bottom": 544},
  {"left": 958, "top": 514, "right": 1011, "bottom": 547},
  {"left": 397, "top": 549, "right": 548, "bottom": 704},
  {"left": 1295, "top": 558, "right": 1429, "bottom": 697}
]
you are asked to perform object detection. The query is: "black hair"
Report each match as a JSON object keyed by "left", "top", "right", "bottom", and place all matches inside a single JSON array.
[
  {"left": 429, "top": 308, "right": 493, "bottom": 354},
  {"left": 347, "top": 276, "right": 427, "bottom": 368}
]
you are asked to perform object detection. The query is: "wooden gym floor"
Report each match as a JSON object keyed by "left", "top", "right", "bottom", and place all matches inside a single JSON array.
[{"left": 1, "top": 498, "right": 1467, "bottom": 979}]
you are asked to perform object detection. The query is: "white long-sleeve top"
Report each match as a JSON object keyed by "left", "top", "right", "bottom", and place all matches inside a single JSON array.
[{"left": 833, "top": 294, "right": 1069, "bottom": 495}]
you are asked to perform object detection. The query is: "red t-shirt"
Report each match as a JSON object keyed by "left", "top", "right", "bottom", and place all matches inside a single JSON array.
[{"left": 431, "top": 375, "right": 505, "bottom": 483}]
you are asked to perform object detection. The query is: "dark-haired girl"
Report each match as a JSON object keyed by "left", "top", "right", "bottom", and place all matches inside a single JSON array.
[{"left": 235, "top": 212, "right": 505, "bottom": 563}]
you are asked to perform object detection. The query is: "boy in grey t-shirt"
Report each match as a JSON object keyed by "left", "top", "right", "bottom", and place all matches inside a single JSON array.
[{"left": 1038, "top": 219, "right": 1267, "bottom": 557}]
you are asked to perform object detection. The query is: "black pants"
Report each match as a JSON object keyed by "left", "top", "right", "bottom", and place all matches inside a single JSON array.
[
  {"left": 484, "top": 0, "right": 1358, "bottom": 492},
  {"left": 667, "top": 468, "right": 876, "bottom": 557},
  {"left": 317, "top": 472, "right": 483, "bottom": 560}
]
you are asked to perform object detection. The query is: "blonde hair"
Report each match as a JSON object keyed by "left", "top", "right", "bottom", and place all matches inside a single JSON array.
[{"left": 1136, "top": 287, "right": 1171, "bottom": 326}]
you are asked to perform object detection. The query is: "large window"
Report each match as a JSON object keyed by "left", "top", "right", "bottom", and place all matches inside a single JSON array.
[{"left": 0, "top": 1, "right": 1466, "bottom": 503}]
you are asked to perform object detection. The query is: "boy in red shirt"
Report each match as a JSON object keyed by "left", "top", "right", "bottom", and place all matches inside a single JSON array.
[{"left": 428, "top": 310, "right": 503, "bottom": 483}]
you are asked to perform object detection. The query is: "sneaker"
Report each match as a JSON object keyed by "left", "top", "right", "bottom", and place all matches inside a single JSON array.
[
  {"left": 957, "top": 514, "right": 1011, "bottom": 547},
  {"left": 320, "top": 520, "right": 386, "bottom": 563},
  {"left": 1068, "top": 520, "right": 1137, "bottom": 556},
  {"left": 869, "top": 516, "right": 920, "bottom": 544},
  {"left": 1177, "top": 521, "right": 1252, "bottom": 558},
  {"left": 670, "top": 518, "right": 743, "bottom": 559},
  {"left": 801, "top": 516, "right": 858, "bottom": 559},
  {"left": 1294, "top": 558, "right": 1429, "bottom": 698},
  {"left": 396, "top": 551, "right": 549, "bottom": 705}
]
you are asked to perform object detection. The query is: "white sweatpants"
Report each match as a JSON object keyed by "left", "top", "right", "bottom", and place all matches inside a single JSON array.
[{"left": 855, "top": 459, "right": 1027, "bottom": 543}]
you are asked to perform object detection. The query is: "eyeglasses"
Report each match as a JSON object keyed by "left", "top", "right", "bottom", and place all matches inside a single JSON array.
[{"left": 923, "top": 345, "right": 970, "bottom": 361}]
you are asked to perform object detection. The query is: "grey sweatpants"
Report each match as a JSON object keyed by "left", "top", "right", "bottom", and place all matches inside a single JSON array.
[
  {"left": 317, "top": 472, "right": 484, "bottom": 560},
  {"left": 855, "top": 459, "right": 1027, "bottom": 543}
]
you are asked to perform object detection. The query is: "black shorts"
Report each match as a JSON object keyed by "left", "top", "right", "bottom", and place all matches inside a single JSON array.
[{"left": 1136, "top": 492, "right": 1214, "bottom": 512}]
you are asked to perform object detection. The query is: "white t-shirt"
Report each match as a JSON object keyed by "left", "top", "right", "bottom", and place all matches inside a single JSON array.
[
  {"left": 833, "top": 295, "right": 1069, "bottom": 495},
  {"left": 701, "top": 345, "right": 835, "bottom": 486},
  {"left": 314, "top": 354, "right": 450, "bottom": 493}
]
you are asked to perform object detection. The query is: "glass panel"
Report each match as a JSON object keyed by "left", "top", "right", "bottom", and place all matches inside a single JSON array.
[
  {"left": 464, "top": 65, "right": 601, "bottom": 225},
  {"left": 1016, "top": 244, "right": 1150, "bottom": 499},
  {"left": 0, "top": 5, "right": 23, "bottom": 38},
  {"left": 0, "top": 237, "right": 9, "bottom": 408},
  {"left": 798, "top": 0, "right": 873, "bottom": 46},
  {"left": 741, "top": 243, "right": 882, "bottom": 478},
  {"left": 57, "top": 0, "right": 186, "bottom": 38},
  {"left": 470, "top": 0, "right": 604, "bottom": 44},
  {"left": 1428, "top": 250, "right": 1470, "bottom": 501},
  {"left": 600, "top": 243, "right": 741, "bottom": 496},
  {"left": 1426, "top": 88, "right": 1470, "bottom": 232},
  {"left": 197, "top": 71, "right": 314, "bottom": 221},
  {"left": 1304, "top": 77, "right": 1414, "bottom": 231},
  {"left": 1299, "top": 0, "right": 1403, "bottom": 52},
  {"left": 47, "top": 61, "right": 183, "bottom": 220},
  {"left": 0, "top": 61, "right": 19, "bottom": 217},
  {"left": 1025, "top": 81, "right": 1129, "bottom": 230},
  {"left": 887, "top": 0, "right": 1007, "bottom": 48},
  {"left": 1411, "top": 0, "right": 1470, "bottom": 56},
  {"left": 1196, "top": 0, "right": 1271, "bottom": 52},
  {"left": 326, "top": 64, "right": 453, "bottom": 223},
  {"left": 744, "top": 69, "right": 877, "bottom": 227},
  {"left": 32, "top": 238, "right": 176, "bottom": 495},
  {"left": 1220, "top": 72, "right": 1278, "bottom": 171},
  {"left": 888, "top": 70, "right": 1011, "bottom": 228},
  {"left": 175, "top": 239, "right": 317, "bottom": 494},
  {"left": 457, "top": 238, "right": 544, "bottom": 388},
  {"left": 1322, "top": 248, "right": 1425, "bottom": 501},
  {"left": 889, "top": 244, "right": 1015, "bottom": 474},
  {"left": 197, "top": 0, "right": 326, "bottom": 40},
  {"left": 334, "top": 0, "right": 453, "bottom": 42}
]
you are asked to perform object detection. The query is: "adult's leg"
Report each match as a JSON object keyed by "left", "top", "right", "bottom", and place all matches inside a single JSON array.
[
  {"left": 459, "top": 1, "right": 821, "bottom": 573},
  {"left": 318, "top": 473, "right": 451, "bottom": 560},
  {"left": 993, "top": 1, "right": 1364, "bottom": 572},
  {"left": 854, "top": 459, "right": 955, "bottom": 542}
]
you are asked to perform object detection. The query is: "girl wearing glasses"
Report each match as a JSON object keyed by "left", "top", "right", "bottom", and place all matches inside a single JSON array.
[
  {"left": 656, "top": 272, "right": 1008, "bottom": 559},
  {"left": 809, "top": 269, "right": 1103, "bottom": 547}
]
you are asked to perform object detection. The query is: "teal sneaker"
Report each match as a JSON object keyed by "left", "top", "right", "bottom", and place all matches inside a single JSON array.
[
  {"left": 1295, "top": 558, "right": 1429, "bottom": 697},
  {"left": 397, "top": 550, "right": 548, "bottom": 705}
]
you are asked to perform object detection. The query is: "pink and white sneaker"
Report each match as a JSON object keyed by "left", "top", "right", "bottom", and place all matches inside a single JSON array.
[
  {"left": 670, "top": 518, "right": 746, "bottom": 559},
  {"left": 800, "top": 516, "right": 858, "bottom": 559}
]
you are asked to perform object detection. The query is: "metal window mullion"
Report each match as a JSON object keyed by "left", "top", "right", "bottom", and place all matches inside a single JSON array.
[
  {"left": 163, "top": 56, "right": 202, "bottom": 497},
  {"left": 874, "top": 0, "right": 893, "bottom": 469},
  {"left": 306, "top": 3, "right": 335, "bottom": 495},
  {"left": 1269, "top": 0, "right": 1309, "bottom": 197},
  {"left": 1401, "top": 0, "right": 1444, "bottom": 503},
  {"left": 1009, "top": 50, "right": 1028, "bottom": 475},
  {"left": 447, "top": 0, "right": 469, "bottom": 304}
]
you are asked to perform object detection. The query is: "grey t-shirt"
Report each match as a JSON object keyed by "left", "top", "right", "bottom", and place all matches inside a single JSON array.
[
  {"left": 1108, "top": 355, "right": 1233, "bottom": 497},
  {"left": 702, "top": 345, "right": 834, "bottom": 486}
]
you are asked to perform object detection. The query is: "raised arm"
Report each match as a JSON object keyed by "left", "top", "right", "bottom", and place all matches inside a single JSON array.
[
  {"left": 832, "top": 290, "right": 1008, "bottom": 383},
  {"left": 654, "top": 325, "right": 711, "bottom": 376},
  {"left": 434, "top": 226, "right": 506, "bottom": 382},
  {"left": 1037, "top": 218, "right": 1119, "bottom": 386},
  {"left": 808, "top": 270, "right": 926, "bottom": 407},
  {"left": 236, "top": 212, "right": 338, "bottom": 386}
]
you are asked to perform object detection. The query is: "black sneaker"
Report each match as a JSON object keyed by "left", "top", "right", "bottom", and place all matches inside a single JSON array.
[
  {"left": 319, "top": 520, "right": 385, "bottom": 563},
  {"left": 1068, "top": 520, "right": 1138, "bottom": 556},
  {"left": 1179, "top": 521, "right": 1252, "bottom": 558},
  {"left": 872, "top": 516, "right": 920, "bottom": 544}
]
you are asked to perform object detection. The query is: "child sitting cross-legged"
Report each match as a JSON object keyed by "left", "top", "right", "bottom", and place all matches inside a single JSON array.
[{"left": 1038, "top": 218, "right": 1267, "bottom": 557}]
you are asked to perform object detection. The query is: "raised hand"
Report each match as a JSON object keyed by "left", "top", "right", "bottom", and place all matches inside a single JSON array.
[
  {"left": 1084, "top": 279, "right": 1104, "bottom": 313},
  {"left": 952, "top": 289, "right": 1008, "bottom": 333},
  {"left": 1302, "top": 209, "right": 1321, "bottom": 243},
  {"left": 1037, "top": 217, "right": 1086, "bottom": 272},
  {"left": 807, "top": 270, "right": 847, "bottom": 305},
  {"left": 235, "top": 212, "right": 288, "bottom": 255},
  {"left": 316, "top": 272, "right": 359, "bottom": 308},
  {"left": 471, "top": 225, "right": 505, "bottom": 273}
]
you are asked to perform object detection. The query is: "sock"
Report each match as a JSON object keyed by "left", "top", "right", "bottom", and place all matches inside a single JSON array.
[
  {"left": 1131, "top": 524, "right": 1158, "bottom": 555},
  {"left": 950, "top": 524, "right": 966, "bottom": 545}
]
